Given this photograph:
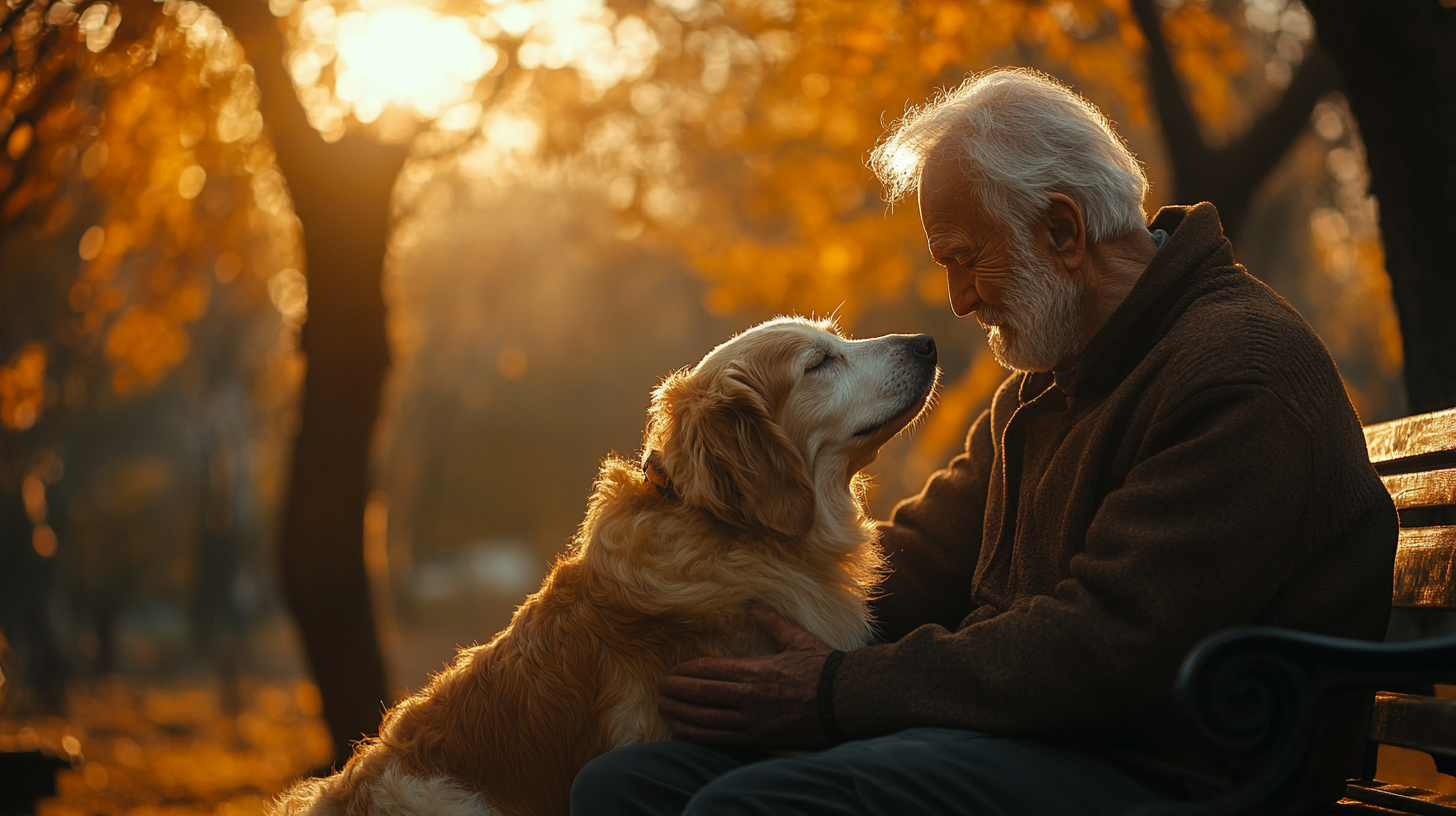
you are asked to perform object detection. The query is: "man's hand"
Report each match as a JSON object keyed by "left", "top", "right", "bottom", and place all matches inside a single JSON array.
[{"left": 657, "top": 605, "right": 835, "bottom": 749}]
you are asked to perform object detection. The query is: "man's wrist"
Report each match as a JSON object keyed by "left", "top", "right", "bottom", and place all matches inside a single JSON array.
[{"left": 817, "top": 649, "right": 846, "bottom": 744}]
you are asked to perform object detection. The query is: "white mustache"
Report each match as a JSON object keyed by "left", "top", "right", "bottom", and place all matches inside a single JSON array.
[{"left": 975, "top": 306, "right": 1014, "bottom": 330}]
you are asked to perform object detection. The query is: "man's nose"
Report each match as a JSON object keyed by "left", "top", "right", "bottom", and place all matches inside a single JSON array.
[{"left": 948, "top": 268, "right": 981, "bottom": 317}]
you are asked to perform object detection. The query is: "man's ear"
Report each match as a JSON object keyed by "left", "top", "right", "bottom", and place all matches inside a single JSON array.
[
  {"left": 1045, "top": 193, "right": 1087, "bottom": 277},
  {"left": 648, "top": 366, "right": 816, "bottom": 536}
]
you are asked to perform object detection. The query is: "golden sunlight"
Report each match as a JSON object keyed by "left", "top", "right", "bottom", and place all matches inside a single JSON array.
[
  {"left": 283, "top": 0, "right": 664, "bottom": 144},
  {"left": 333, "top": 3, "right": 495, "bottom": 121}
]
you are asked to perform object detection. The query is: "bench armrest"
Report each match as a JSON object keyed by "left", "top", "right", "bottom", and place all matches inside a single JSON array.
[{"left": 1130, "top": 627, "right": 1456, "bottom": 816}]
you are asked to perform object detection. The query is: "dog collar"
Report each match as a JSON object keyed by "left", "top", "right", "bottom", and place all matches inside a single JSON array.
[{"left": 641, "top": 449, "right": 677, "bottom": 499}]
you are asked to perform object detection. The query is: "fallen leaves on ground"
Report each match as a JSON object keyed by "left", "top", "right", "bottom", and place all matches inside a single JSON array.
[{"left": 2, "top": 677, "right": 332, "bottom": 816}]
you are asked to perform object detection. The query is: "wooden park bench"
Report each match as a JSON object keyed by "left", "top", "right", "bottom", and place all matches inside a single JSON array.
[{"left": 1146, "top": 406, "right": 1456, "bottom": 815}]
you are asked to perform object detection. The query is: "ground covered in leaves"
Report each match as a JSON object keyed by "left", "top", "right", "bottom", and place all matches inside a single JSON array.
[{"left": 1, "top": 679, "right": 332, "bottom": 816}]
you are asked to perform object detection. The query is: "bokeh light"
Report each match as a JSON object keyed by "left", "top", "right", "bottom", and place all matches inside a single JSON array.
[{"left": 334, "top": 4, "right": 496, "bottom": 121}]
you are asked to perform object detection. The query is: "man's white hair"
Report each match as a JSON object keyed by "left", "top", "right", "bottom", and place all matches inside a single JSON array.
[{"left": 869, "top": 68, "right": 1148, "bottom": 242}]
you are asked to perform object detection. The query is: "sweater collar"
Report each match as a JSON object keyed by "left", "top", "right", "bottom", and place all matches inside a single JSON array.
[{"left": 1055, "top": 202, "right": 1236, "bottom": 400}]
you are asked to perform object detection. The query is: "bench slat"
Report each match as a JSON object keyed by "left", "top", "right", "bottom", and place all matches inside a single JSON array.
[
  {"left": 1332, "top": 798, "right": 1431, "bottom": 815},
  {"left": 1383, "top": 469, "right": 1456, "bottom": 511},
  {"left": 1370, "top": 692, "right": 1456, "bottom": 758},
  {"left": 1366, "top": 408, "right": 1456, "bottom": 474},
  {"left": 1396, "top": 528, "right": 1456, "bottom": 608},
  {"left": 1342, "top": 781, "right": 1456, "bottom": 816},
  {"left": 1332, "top": 799, "right": 1433, "bottom": 815}
]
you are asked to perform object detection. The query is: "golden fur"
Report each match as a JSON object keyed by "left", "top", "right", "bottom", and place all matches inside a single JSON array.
[{"left": 269, "top": 317, "right": 939, "bottom": 816}]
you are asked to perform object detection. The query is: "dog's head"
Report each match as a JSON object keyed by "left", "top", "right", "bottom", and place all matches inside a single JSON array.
[{"left": 645, "top": 317, "right": 939, "bottom": 537}]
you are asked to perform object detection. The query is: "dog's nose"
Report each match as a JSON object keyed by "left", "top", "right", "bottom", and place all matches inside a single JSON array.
[{"left": 908, "top": 334, "right": 937, "bottom": 364}]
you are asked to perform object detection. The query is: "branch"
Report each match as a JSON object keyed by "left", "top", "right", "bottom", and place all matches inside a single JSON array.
[
  {"left": 1128, "top": 0, "right": 1212, "bottom": 176},
  {"left": 206, "top": 0, "right": 407, "bottom": 212},
  {"left": 0, "top": 65, "right": 78, "bottom": 201},
  {"left": 1222, "top": 46, "right": 1341, "bottom": 197},
  {"left": 0, "top": 20, "right": 80, "bottom": 213},
  {"left": 1130, "top": 0, "right": 1341, "bottom": 229},
  {"left": 207, "top": 0, "right": 317, "bottom": 152}
]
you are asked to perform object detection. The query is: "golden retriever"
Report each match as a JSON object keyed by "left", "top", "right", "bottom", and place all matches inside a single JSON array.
[{"left": 270, "top": 316, "right": 939, "bottom": 816}]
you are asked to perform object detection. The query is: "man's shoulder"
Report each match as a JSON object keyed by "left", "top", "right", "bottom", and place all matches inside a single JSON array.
[
  {"left": 1165, "top": 266, "right": 1335, "bottom": 382},
  {"left": 1145, "top": 264, "right": 1353, "bottom": 427}
]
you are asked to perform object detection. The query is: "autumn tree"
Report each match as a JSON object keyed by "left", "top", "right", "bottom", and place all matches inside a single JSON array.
[
  {"left": 204, "top": 0, "right": 402, "bottom": 759},
  {"left": 0, "top": 0, "right": 294, "bottom": 702}
]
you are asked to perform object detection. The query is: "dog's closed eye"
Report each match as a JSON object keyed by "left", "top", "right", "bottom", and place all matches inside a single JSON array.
[{"left": 805, "top": 354, "right": 837, "bottom": 373}]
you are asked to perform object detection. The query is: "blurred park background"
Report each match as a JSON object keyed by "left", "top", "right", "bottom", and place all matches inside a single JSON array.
[{"left": 0, "top": 0, "right": 1452, "bottom": 812}]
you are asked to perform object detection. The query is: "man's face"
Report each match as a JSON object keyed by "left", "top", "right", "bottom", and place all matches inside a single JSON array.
[{"left": 918, "top": 161, "right": 1085, "bottom": 372}]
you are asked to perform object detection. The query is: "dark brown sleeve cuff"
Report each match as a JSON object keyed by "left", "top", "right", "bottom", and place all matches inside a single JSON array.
[{"left": 817, "top": 649, "right": 846, "bottom": 744}]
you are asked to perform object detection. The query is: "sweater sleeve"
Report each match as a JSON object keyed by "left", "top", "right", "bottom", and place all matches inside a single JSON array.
[
  {"left": 834, "top": 384, "right": 1314, "bottom": 737},
  {"left": 870, "top": 408, "right": 996, "bottom": 643}
]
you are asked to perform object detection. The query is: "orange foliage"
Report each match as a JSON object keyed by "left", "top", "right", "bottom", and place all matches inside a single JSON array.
[
  {"left": 1, "top": 0, "right": 297, "bottom": 407},
  {"left": 1160, "top": 3, "right": 1245, "bottom": 139},
  {"left": 0, "top": 342, "right": 48, "bottom": 430},
  {"left": 0, "top": 0, "right": 1393, "bottom": 445},
  {"left": 624, "top": 0, "right": 1181, "bottom": 454},
  {"left": 648, "top": 0, "right": 1181, "bottom": 327},
  {"left": 104, "top": 305, "right": 195, "bottom": 395},
  {"left": 0, "top": 0, "right": 1264, "bottom": 414}
]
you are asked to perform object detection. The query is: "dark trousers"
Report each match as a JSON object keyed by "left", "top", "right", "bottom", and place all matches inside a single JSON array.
[{"left": 570, "top": 727, "right": 1172, "bottom": 815}]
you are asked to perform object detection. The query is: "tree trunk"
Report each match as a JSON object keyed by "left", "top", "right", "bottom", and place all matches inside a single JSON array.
[
  {"left": 213, "top": 0, "right": 406, "bottom": 761},
  {"left": 0, "top": 469, "right": 68, "bottom": 710},
  {"left": 1306, "top": 1, "right": 1456, "bottom": 415},
  {"left": 278, "top": 135, "right": 402, "bottom": 760}
]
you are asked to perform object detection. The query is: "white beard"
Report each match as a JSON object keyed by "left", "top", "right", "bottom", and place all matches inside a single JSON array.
[{"left": 976, "top": 241, "right": 1086, "bottom": 373}]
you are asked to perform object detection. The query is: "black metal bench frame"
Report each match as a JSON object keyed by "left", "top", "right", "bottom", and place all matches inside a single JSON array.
[{"left": 1141, "top": 408, "right": 1456, "bottom": 816}]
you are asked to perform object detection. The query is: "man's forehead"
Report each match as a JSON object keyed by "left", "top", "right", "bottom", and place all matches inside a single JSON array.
[
  {"left": 917, "top": 152, "right": 968, "bottom": 208},
  {"left": 918, "top": 156, "right": 989, "bottom": 246}
]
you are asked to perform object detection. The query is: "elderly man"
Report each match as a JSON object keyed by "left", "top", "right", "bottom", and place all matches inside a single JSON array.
[{"left": 571, "top": 69, "right": 1395, "bottom": 815}]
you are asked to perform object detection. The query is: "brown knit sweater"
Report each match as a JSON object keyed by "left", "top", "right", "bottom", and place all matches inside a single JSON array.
[{"left": 826, "top": 203, "right": 1397, "bottom": 810}]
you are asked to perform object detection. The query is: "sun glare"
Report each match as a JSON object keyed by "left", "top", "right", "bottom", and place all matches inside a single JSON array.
[
  {"left": 334, "top": 4, "right": 495, "bottom": 120},
  {"left": 286, "top": 0, "right": 664, "bottom": 141}
]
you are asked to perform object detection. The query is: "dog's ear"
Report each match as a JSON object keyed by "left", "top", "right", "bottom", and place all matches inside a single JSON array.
[{"left": 649, "top": 365, "right": 815, "bottom": 536}]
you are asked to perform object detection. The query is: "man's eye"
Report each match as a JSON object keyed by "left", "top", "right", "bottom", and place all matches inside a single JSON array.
[{"left": 806, "top": 355, "right": 835, "bottom": 373}]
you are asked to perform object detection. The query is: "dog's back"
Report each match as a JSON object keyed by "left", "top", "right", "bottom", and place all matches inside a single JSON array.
[{"left": 272, "top": 502, "right": 737, "bottom": 816}]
